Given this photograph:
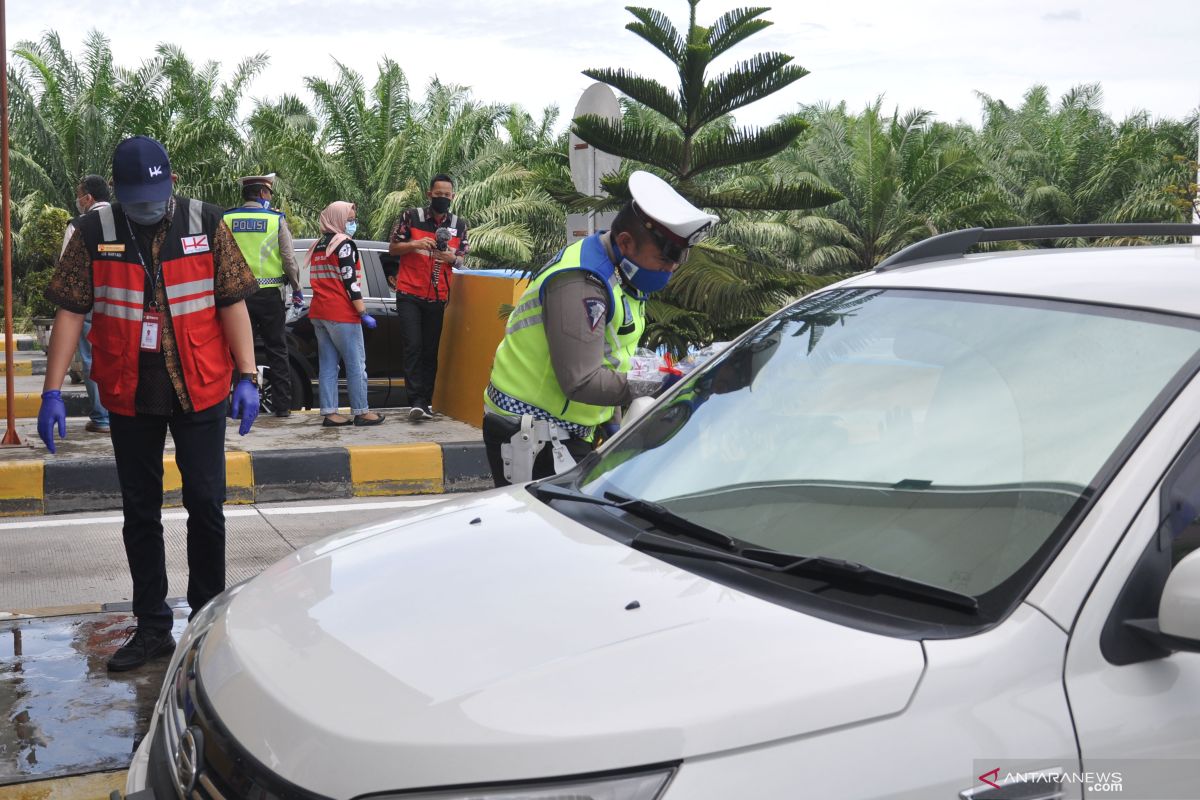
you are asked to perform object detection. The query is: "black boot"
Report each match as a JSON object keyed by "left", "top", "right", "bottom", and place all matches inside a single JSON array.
[{"left": 106, "top": 626, "right": 176, "bottom": 672}]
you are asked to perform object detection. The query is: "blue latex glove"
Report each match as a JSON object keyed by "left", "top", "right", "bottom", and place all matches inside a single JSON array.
[
  {"left": 360, "top": 313, "right": 377, "bottom": 330},
  {"left": 37, "top": 389, "right": 67, "bottom": 453},
  {"left": 230, "top": 378, "right": 260, "bottom": 436},
  {"left": 599, "top": 420, "right": 620, "bottom": 440},
  {"left": 291, "top": 289, "right": 305, "bottom": 309}
]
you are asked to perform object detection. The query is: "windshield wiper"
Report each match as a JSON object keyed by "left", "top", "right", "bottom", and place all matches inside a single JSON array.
[
  {"left": 530, "top": 482, "right": 737, "bottom": 550},
  {"left": 630, "top": 533, "right": 979, "bottom": 614}
]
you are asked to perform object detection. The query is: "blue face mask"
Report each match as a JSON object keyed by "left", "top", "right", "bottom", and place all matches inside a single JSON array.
[
  {"left": 619, "top": 257, "right": 672, "bottom": 294},
  {"left": 260, "top": 199, "right": 271, "bottom": 210},
  {"left": 345, "top": 220, "right": 358, "bottom": 237}
]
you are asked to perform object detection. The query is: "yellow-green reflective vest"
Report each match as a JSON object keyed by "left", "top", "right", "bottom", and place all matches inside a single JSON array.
[
  {"left": 486, "top": 234, "right": 646, "bottom": 432},
  {"left": 223, "top": 207, "right": 284, "bottom": 286}
]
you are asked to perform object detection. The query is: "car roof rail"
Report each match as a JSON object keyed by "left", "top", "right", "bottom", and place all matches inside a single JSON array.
[{"left": 875, "top": 224, "right": 1200, "bottom": 272}]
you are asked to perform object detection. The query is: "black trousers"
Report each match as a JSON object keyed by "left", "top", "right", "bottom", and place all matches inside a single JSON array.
[
  {"left": 483, "top": 413, "right": 594, "bottom": 487},
  {"left": 246, "top": 286, "right": 291, "bottom": 409},
  {"left": 109, "top": 400, "right": 228, "bottom": 630},
  {"left": 396, "top": 294, "right": 445, "bottom": 409}
]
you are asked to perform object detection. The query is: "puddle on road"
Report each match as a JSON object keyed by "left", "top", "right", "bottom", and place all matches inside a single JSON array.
[{"left": 0, "top": 611, "right": 189, "bottom": 785}]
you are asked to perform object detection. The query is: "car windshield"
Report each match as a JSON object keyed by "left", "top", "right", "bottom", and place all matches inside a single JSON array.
[{"left": 580, "top": 288, "right": 1200, "bottom": 600}]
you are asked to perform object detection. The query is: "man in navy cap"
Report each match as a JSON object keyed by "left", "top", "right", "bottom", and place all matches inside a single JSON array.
[
  {"left": 482, "top": 170, "right": 718, "bottom": 485},
  {"left": 38, "top": 135, "right": 261, "bottom": 671}
]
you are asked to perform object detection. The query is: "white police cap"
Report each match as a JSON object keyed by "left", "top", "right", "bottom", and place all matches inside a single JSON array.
[
  {"left": 628, "top": 170, "right": 719, "bottom": 246},
  {"left": 238, "top": 173, "right": 276, "bottom": 189}
]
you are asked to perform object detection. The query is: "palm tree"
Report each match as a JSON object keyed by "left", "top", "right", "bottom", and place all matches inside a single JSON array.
[
  {"left": 973, "top": 84, "right": 1193, "bottom": 234},
  {"left": 148, "top": 44, "right": 268, "bottom": 208},
  {"left": 568, "top": 0, "right": 841, "bottom": 351},
  {"left": 254, "top": 61, "right": 563, "bottom": 269},
  {"left": 8, "top": 29, "right": 163, "bottom": 209},
  {"left": 778, "top": 101, "right": 1012, "bottom": 271}
]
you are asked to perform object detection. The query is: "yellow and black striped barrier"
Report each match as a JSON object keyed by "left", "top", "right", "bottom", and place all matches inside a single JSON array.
[{"left": 0, "top": 442, "right": 491, "bottom": 517}]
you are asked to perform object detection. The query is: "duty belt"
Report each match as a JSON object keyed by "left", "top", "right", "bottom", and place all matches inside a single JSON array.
[
  {"left": 486, "top": 384, "right": 594, "bottom": 439},
  {"left": 256, "top": 276, "right": 285, "bottom": 287}
]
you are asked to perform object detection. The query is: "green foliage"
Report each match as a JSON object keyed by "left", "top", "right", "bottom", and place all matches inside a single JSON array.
[{"left": 779, "top": 101, "right": 1015, "bottom": 270}]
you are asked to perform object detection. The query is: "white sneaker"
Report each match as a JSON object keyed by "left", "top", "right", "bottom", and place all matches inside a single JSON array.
[{"left": 409, "top": 405, "right": 431, "bottom": 421}]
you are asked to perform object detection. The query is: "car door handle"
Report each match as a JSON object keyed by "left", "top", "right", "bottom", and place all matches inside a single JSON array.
[{"left": 959, "top": 766, "right": 1065, "bottom": 800}]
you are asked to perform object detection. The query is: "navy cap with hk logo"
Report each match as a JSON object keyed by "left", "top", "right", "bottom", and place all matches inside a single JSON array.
[{"left": 112, "top": 136, "right": 173, "bottom": 204}]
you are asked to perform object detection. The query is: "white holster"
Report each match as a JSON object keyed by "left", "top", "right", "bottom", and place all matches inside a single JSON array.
[{"left": 501, "top": 414, "right": 576, "bottom": 483}]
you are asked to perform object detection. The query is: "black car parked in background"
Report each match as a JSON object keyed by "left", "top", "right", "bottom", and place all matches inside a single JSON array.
[{"left": 253, "top": 239, "right": 408, "bottom": 413}]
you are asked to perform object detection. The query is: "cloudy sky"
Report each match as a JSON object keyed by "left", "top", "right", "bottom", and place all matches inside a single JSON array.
[{"left": 10, "top": 0, "right": 1199, "bottom": 130}]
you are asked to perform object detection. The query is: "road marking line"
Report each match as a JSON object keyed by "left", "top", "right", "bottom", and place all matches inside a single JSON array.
[{"left": 0, "top": 497, "right": 447, "bottom": 530}]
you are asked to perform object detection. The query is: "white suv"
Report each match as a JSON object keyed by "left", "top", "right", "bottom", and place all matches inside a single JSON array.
[{"left": 126, "top": 225, "right": 1200, "bottom": 800}]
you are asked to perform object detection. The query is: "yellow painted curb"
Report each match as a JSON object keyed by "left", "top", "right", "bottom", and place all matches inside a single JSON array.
[
  {"left": 226, "top": 450, "right": 254, "bottom": 504},
  {"left": 163, "top": 450, "right": 255, "bottom": 505},
  {"left": 0, "top": 460, "right": 44, "bottom": 515},
  {"left": 0, "top": 360, "right": 33, "bottom": 376},
  {"left": 1, "top": 393, "right": 41, "bottom": 417},
  {"left": 0, "top": 769, "right": 127, "bottom": 800},
  {"left": 348, "top": 443, "right": 443, "bottom": 496}
]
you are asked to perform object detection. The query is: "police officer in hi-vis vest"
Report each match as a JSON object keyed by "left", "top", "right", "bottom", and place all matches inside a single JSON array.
[
  {"left": 483, "top": 171, "right": 718, "bottom": 485},
  {"left": 38, "top": 136, "right": 261, "bottom": 672},
  {"left": 224, "top": 174, "right": 302, "bottom": 416}
]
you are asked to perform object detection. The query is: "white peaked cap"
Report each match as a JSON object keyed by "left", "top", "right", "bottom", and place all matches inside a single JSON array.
[
  {"left": 238, "top": 173, "right": 277, "bottom": 188},
  {"left": 628, "top": 170, "right": 719, "bottom": 244}
]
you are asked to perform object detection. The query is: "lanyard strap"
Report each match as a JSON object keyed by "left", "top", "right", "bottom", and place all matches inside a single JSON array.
[{"left": 124, "top": 216, "right": 163, "bottom": 311}]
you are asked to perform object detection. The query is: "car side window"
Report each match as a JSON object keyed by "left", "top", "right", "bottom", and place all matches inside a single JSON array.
[
  {"left": 359, "top": 249, "right": 384, "bottom": 298},
  {"left": 1160, "top": 425, "right": 1200, "bottom": 567}
]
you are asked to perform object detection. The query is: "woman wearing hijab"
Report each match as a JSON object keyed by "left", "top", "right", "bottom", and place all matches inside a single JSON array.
[{"left": 306, "top": 201, "right": 385, "bottom": 427}]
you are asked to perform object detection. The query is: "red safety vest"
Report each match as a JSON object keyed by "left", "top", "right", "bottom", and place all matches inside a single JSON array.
[
  {"left": 395, "top": 209, "right": 463, "bottom": 302},
  {"left": 79, "top": 199, "right": 234, "bottom": 416},
  {"left": 308, "top": 238, "right": 363, "bottom": 324}
]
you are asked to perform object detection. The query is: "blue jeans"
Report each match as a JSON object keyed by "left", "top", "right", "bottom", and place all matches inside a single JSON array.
[
  {"left": 79, "top": 313, "right": 109, "bottom": 426},
  {"left": 312, "top": 318, "right": 368, "bottom": 415}
]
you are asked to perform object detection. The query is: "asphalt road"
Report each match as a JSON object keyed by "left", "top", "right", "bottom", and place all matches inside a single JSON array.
[{"left": 0, "top": 495, "right": 459, "bottom": 613}]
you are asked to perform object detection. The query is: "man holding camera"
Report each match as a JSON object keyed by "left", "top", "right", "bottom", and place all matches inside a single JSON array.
[{"left": 386, "top": 174, "right": 469, "bottom": 421}]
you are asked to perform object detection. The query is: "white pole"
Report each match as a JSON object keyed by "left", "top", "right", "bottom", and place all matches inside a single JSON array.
[{"left": 1194, "top": 113, "right": 1199, "bottom": 243}]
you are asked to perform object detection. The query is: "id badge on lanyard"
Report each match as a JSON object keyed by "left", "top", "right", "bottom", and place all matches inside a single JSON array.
[
  {"left": 140, "top": 310, "right": 162, "bottom": 352},
  {"left": 127, "top": 216, "right": 165, "bottom": 352}
]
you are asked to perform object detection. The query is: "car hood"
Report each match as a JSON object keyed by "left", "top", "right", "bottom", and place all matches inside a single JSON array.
[{"left": 198, "top": 488, "right": 925, "bottom": 795}]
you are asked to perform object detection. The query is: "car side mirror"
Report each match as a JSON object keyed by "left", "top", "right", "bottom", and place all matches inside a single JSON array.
[
  {"left": 624, "top": 395, "right": 656, "bottom": 427},
  {"left": 1159, "top": 549, "right": 1200, "bottom": 644},
  {"left": 1125, "top": 549, "right": 1200, "bottom": 654}
]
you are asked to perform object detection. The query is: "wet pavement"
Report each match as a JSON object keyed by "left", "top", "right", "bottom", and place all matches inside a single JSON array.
[{"left": 0, "top": 607, "right": 188, "bottom": 786}]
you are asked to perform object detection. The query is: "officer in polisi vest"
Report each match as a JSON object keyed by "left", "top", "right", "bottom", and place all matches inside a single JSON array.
[
  {"left": 224, "top": 174, "right": 302, "bottom": 416},
  {"left": 37, "top": 136, "right": 261, "bottom": 673},
  {"left": 483, "top": 170, "right": 718, "bottom": 485}
]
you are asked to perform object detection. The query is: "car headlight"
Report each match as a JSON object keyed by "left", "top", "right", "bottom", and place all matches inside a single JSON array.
[{"left": 383, "top": 768, "right": 675, "bottom": 800}]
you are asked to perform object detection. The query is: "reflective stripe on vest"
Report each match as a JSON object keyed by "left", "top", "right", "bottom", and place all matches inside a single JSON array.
[
  {"left": 85, "top": 199, "right": 233, "bottom": 415},
  {"left": 223, "top": 208, "right": 284, "bottom": 285},
  {"left": 485, "top": 234, "right": 645, "bottom": 430}
]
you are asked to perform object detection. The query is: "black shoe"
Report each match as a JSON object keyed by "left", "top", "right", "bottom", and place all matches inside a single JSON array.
[
  {"left": 323, "top": 415, "right": 352, "bottom": 427},
  {"left": 354, "top": 413, "right": 386, "bottom": 426},
  {"left": 408, "top": 405, "right": 432, "bottom": 422},
  {"left": 274, "top": 409, "right": 292, "bottom": 418},
  {"left": 106, "top": 627, "right": 176, "bottom": 672}
]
